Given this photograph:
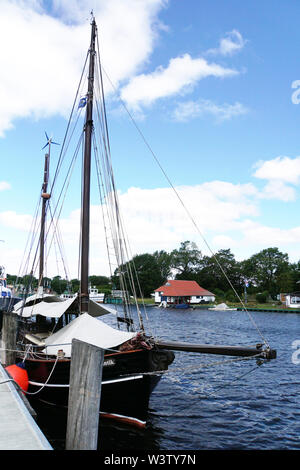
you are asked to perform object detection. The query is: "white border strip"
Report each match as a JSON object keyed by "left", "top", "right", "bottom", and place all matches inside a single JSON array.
[{"left": 28, "top": 374, "right": 144, "bottom": 388}]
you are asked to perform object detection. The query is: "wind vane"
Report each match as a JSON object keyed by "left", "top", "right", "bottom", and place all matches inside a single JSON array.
[{"left": 42, "top": 131, "right": 60, "bottom": 150}]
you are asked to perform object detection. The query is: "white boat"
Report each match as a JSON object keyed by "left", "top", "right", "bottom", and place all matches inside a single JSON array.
[
  {"left": 89, "top": 286, "right": 105, "bottom": 303},
  {"left": 0, "top": 266, "right": 12, "bottom": 301},
  {"left": 208, "top": 303, "right": 237, "bottom": 311}
]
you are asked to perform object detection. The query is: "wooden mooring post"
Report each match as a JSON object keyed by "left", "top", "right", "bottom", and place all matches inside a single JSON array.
[
  {"left": 1, "top": 312, "right": 18, "bottom": 366},
  {"left": 66, "top": 338, "right": 104, "bottom": 450}
]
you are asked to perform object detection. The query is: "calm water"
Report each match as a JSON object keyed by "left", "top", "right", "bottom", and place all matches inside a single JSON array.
[{"left": 34, "top": 306, "right": 300, "bottom": 450}]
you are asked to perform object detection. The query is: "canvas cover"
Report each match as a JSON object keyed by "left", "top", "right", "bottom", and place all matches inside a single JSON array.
[
  {"left": 13, "top": 293, "right": 117, "bottom": 318},
  {"left": 43, "top": 312, "right": 136, "bottom": 356}
]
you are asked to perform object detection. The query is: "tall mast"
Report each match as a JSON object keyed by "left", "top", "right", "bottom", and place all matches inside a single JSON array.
[{"left": 80, "top": 18, "right": 96, "bottom": 313}]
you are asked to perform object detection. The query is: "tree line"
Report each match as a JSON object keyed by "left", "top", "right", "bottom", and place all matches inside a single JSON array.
[{"left": 7, "top": 241, "right": 300, "bottom": 301}]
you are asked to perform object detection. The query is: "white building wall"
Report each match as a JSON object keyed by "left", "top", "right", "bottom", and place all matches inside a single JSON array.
[{"left": 155, "top": 292, "right": 215, "bottom": 304}]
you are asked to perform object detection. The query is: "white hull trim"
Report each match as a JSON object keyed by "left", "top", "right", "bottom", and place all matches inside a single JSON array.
[{"left": 28, "top": 374, "right": 144, "bottom": 388}]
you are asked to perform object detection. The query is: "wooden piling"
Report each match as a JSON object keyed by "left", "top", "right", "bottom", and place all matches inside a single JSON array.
[
  {"left": 65, "top": 338, "right": 104, "bottom": 450},
  {"left": 1, "top": 312, "right": 18, "bottom": 366}
]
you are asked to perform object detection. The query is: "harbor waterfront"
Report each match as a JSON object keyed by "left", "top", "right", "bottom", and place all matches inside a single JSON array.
[{"left": 32, "top": 305, "right": 300, "bottom": 450}]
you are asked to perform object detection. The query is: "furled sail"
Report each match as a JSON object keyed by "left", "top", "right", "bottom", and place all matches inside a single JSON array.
[{"left": 42, "top": 312, "right": 136, "bottom": 356}]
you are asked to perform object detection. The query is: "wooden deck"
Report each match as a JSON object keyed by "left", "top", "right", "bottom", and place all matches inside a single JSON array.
[{"left": 0, "top": 364, "right": 52, "bottom": 450}]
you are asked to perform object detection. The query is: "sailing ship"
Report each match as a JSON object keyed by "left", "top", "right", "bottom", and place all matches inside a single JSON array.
[
  {"left": 11, "top": 17, "right": 175, "bottom": 428},
  {"left": 8, "top": 17, "right": 276, "bottom": 429}
]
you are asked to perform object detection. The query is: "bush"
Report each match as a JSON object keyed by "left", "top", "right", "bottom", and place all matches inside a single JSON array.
[
  {"left": 225, "top": 290, "right": 236, "bottom": 302},
  {"left": 256, "top": 292, "right": 268, "bottom": 303}
]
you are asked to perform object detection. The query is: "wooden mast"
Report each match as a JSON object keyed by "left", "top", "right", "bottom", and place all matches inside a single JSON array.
[
  {"left": 39, "top": 150, "right": 50, "bottom": 289},
  {"left": 80, "top": 18, "right": 96, "bottom": 313}
]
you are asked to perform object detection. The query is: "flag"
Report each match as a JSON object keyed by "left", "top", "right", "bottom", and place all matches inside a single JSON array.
[{"left": 78, "top": 97, "right": 87, "bottom": 109}]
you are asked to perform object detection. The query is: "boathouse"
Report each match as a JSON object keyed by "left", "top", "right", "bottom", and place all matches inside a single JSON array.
[
  {"left": 154, "top": 280, "right": 215, "bottom": 306},
  {"left": 284, "top": 291, "right": 300, "bottom": 308}
]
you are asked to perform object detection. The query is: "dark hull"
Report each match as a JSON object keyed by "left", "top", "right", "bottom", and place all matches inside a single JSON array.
[{"left": 22, "top": 348, "right": 174, "bottom": 428}]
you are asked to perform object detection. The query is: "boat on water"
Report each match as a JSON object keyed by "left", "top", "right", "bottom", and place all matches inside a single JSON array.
[
  {"left": 10, "top": 17, "right": 174, "bottom": 428},
  {"left": 88, "top": 286, "right": 105, "bottom": 303},
  {"left": 0, "top": 266, "right": 12, "bottom": 306},
  {"left": 5, "top": 17, "right": 276, "bottom": 430},
  {"left": 0, "top": 266, "right": 21, "bottom": 315},
  {"left": 208, "top": 303, "right": 237, "bottom": 311}
]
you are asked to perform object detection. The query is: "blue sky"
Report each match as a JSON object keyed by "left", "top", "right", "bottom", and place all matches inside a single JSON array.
[{"left": 1, "top": 0, "right": 300, "bottom": 279}]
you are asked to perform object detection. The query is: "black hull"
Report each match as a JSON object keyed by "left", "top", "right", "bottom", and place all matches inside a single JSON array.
[{"left": 22, "top": 348, "right": 174, "bottom": 428}]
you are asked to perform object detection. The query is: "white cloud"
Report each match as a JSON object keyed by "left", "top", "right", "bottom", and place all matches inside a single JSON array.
[
  {"left": 0, "top": 0, "right": 167, "bottom": 136},
  {"left": 120, "top": 54, "right": 238, "bottom": 109},
  {"left": 173, "top": 99, "right": 248, "bottom": 122},
  {"left": 208, "top": 30, "right": 247, "bottom": 56},
  {"left": 0, "top": 211, "right": 33, "bottom": 231},
  {"left": 0, "top": 181, "right": 259, "bottom": 276},
  {"left": 0, "top": 182, "right": 11, "bottom": 191},
  {"left": 2, "top": 177, "right": 300, "bottom": 276},
  {"left": 253, "top": 156, "right": 300, "bottom": 201},
  {"left": 254, "top": 156, "right": 300, "bottom": 184},
  {"left": 260, "top": 181, "right": 296, "bottom": 202}
]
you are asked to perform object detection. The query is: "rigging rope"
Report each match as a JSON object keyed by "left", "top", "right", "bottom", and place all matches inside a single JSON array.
[{"left": 99, "top": 62, "right": 270, "bottom": 348}]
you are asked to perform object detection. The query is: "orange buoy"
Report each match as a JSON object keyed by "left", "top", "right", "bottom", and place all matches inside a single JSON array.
[{"left": 5, "top": 363, "right": 29, "bottom": 393}]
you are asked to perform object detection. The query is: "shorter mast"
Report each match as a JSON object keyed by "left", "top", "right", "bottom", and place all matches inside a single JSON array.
[{"left": 39, "top": 150, "right": 50, "bottom": 290}]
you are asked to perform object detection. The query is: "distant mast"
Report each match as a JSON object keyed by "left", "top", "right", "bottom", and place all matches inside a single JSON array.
[
  {"left": 39, "top": 150, "right": 50, "bottom": 290},
  {"left": 80, "top": 18, "right": 96, "bottom": 313}
]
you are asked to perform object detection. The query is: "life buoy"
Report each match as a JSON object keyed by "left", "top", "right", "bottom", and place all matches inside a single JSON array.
[{"left": 5, "top": 363, "right": 29, "bottom": 393}]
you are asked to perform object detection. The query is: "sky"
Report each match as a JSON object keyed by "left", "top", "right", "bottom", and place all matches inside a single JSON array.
[{"left": 1, "top": 0, "right": 300, "bottom": 280}]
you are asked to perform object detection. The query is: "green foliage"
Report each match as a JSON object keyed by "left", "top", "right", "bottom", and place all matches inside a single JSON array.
[
  {"left": 171, "top": 241, "right": 201, "bottom": 278},
  {"left": 256, "top": 291, "right": 268, "bottom": 303},
  {"left": 51, "top": 275, "right": 68, "bottom": 295},
  {"left": 9, "top": 242, "right": 300, "bottom": 301}
]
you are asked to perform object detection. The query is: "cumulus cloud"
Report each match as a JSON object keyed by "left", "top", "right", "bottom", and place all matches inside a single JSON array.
[
  {"left": 208, "top": 30, "right": 247, "bottom": 56},
  {"left": 254, "top": 156, "right": 300, "bottom": 184},
  {"left": 173, "top": 99, "right": 248, "bottom": 122},
  {"left": 0, "top": 0, "right": 167, "bottom": 136},
  {"left": 253, "top": 156, "right": 300, "bottom": 201},
  {"left": 0, "top": 182, "right": 11, "bottom": 191},
  {"left": 0, "top": 181, "right": 260, "bottom": 276},
  {"left": 0, "top": 1, "right": 247, "bottom": 131},
  {"left": 120, "top": 54, "right": 238, "bottom": 110}
]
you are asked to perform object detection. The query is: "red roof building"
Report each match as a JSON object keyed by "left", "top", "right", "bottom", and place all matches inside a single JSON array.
[{"left": 154, "top": 280, "right": 215, "bottom": 305}]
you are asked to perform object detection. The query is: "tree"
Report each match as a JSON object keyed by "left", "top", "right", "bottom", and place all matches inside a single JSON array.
[
  {"left": 171, "top": 241, "right": 202, "bottom": 279},
  {"left": 152, "top": 250, "right": 172, "bottom": 281},
  {"left": 242, "top": 247, "right": 290, "bottom": 297},
  {"left": 112, "top": 251, "right": 172, "bottom": 298},
  {"left": 51, "top": 275, "right": 68, "bottom": 295},
  {"left": 89, "top": 275, "right": 110, "bottom": 287},
  {"left": 70, "top": 278, "right": 80, "bottom": 293},
  {"left": 196, "top": 249, "right": 242, "bottom": 294}
]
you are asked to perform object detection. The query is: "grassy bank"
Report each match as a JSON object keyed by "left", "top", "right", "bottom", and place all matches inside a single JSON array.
[{"left": 136, "top": 298, "right": 300, "bottom": 313}]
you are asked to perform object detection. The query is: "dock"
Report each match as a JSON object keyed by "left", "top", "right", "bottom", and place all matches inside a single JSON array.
[
  {"left": 236, "top": 307, "right": 300, "bottom": 313},
  {"left": 0, "top": 364, "right": 52, "bottom": 450}
]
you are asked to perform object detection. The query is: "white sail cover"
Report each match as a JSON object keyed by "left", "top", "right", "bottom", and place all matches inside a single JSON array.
[
  {"left": 14, "top": 295, "right": 76, "bottom": 318},
  {"left": 43, "top": 313, "right": 136, "bottom": 357},
  {"left": 13, "top": 292, "right": 62, "bottom": 312},
  {"left": 13, "top": 293, "right": 117, "bottom": 318}
]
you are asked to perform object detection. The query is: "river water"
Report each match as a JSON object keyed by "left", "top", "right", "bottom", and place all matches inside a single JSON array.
[{"left": 34, "top": 306, "right": 300, "bottom": 450}]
